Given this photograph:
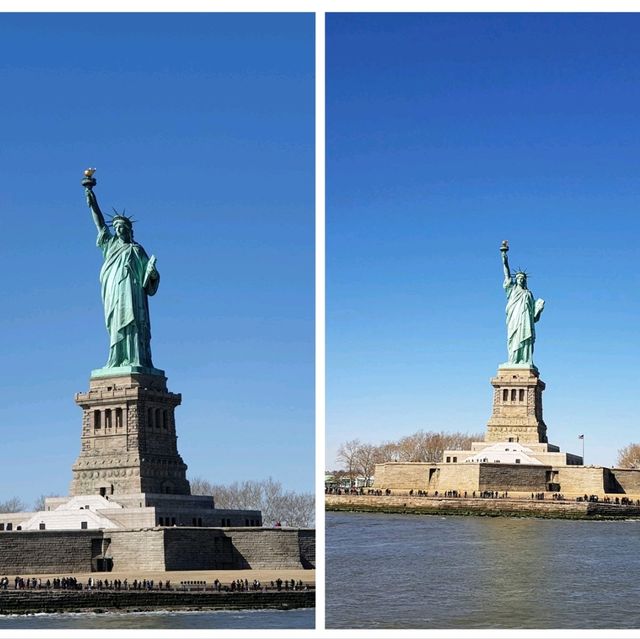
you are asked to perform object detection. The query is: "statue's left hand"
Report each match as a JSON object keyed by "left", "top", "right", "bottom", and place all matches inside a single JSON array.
[{"left": 147, "top": 255, "right": 158, "bottom": 276}]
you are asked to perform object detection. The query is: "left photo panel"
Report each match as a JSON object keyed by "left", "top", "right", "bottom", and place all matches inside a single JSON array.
[{"left": 0, "top": 13, "right": 315, "bottom": 630}]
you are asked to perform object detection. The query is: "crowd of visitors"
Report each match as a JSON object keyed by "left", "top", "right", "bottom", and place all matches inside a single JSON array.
[
  {"left": 407, "top": 490, "right": 510, "bottom": 499},
  {"left": 7, "top": 577, "right": 81, "bottom": 590},
  {"left": 576, "top": 494, "right": 640, "bottom": 505},
  {"left": 0, "top": 575, "right": 312, "bottom": 593},
  {"left": 325, "top": 487, "right": 365, "bottom": 495},
  {"left": 211, "top": 578, "right": 308, "bottom": 592},
  {"left": 328, "top": 486, "right": 640, "bottom": 504}
]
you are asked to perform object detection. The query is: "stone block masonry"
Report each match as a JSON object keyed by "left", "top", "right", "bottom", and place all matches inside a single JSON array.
[
  {"left": 373, "top": 459, "right": 640, "bottom": 497},
  {"left": 109, "top": 529, "right": 166, "bottom": 572},
  {"left": 554, "top": 466, "right": 609, "bottom": 495},
  {"left": 608, "top": 468, "right": 640, "bottom": 494},
  {"left": 486, "top": 366, "right": 548, "bottom": 444},
  {"left": 297, "top": 529, "right": 316, "bottom": 569},
  {"left": 478, "top": 463, "right": 548, "bottom": 492},
  {"left": 229, "top": 529, "right": 311, "bottom": 570},
  {"left": 0, "top": 528, "right": 316, "bottom": 573},
  {"left": 162, "top": 529, "right": 235, "bottom": 570},
  {"left": 0, "top": 530, "right": 97, "bottom": 574},
  {"left": 373, "top": 463, "right": 442, "bottom": 490},
  {"left": 71, "top": 373, "right": 189, "bottom": 497}
]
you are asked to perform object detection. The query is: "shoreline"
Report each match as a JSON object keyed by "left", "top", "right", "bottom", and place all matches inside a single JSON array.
[
  {"left": 0, "top": 589, "right": 315, "bottom": 616},
  {"left": 325, "top": 494, "right": 640, "bottom": 519}
]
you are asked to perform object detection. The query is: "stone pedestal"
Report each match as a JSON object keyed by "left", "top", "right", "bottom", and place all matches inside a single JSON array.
[
  {"left": 486, "top": 365, "right": 548, "bottom": 444},
  {"left": 70, "top": 373, "right": 191, "bottom": 497},
  {"left": 442, "top": 363, "right": 582, "bottom": 468}
]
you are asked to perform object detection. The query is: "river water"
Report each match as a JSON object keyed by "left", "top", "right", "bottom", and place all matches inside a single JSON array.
[
  {"left": 326, "top": 511, "right": 640, "bottom": 629},
  {"left": 0, "top": 608, "right": 314, "bottom": 629}
]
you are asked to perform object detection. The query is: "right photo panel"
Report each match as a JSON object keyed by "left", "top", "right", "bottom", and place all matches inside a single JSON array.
[{"left": 325, "top": 13, "right": 640, "bottom": 630}]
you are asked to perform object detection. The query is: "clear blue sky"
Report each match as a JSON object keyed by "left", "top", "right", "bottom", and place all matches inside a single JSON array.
[
  {"left": 0, "top": 13, "right": 315, "bottom": 506},
  {"left": 327, "top": 13, "right": 640, "bottom": 469}
]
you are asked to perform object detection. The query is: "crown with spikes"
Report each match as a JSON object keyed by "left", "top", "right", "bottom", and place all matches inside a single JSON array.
[
  {"left": 513, "top": 267, "right": 529, "bottom": 278},
  {"left": 106, "top": 208, "right": 137, "bottom": 229}
]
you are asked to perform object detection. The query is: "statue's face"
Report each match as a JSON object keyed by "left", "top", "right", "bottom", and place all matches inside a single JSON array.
[
  {"left": 114, "top": 221, "right": 132, "bottom": 242},
  {"left": 515, "top": 273, "right": 527, "bottom": 288}
]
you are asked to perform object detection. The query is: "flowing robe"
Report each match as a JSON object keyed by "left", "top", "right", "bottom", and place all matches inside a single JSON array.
[
  {"left": 504, "top": 279, "right": 536, "bottom": 365},
  {"left": 97, "top": 226, "right": 159, "bottom": 368}
]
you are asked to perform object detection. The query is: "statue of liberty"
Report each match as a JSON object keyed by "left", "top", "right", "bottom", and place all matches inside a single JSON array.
[
  {"left": 82, "top": 170, "right": 160, "bottom": 373},
  {"left": 500, "top": 241, "right": 545, "bottom": 366}
]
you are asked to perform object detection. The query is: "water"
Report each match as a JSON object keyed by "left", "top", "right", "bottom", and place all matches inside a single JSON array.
[
  {"left": 326, "top": 511, "right": 640, "bottom": 629},
  {"left": 0, "top": 608, "right": 314, "bottom": 629}
]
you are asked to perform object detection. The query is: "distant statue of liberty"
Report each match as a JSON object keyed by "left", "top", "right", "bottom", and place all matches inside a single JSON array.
[
  {"left": 500, "top": 241, "right": 544, "bottom": 366},
  {"left": 82, "top": 169, "right": 160, "bottom": 371}
]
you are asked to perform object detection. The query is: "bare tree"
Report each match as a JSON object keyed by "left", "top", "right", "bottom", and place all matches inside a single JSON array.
[
  {"left": 189, "top": 476, "right": 214, "bottom": 496},
  {"left": 0, "top": 497, "right": 26, "bottom": 513},
  {"left": 376, "top": 441, "right": 402, "bottom": 463},
  {"left": 617, "top": 444, "right": 640, "bottom": 469},
  {"left": 398, "top": 430, "right": 483, "bottom": 462},
  {"left": 336, "top": 439, "right": 361, "bottom": 487},
  {"left": 354, "top": 443, "right": 382, "bottom": 485},
  {"left": 338, "top": 430, "right": 483, "bottom": 469},
  {"left": 190, "top": 476, "right": 314, "bottom": 527},
  {"left": 33, "top": 494, "right": 60, "bottom": 512}
]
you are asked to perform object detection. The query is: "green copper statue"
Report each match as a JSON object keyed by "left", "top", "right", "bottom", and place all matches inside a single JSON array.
[
  {"left": 82, "top": 169, "right": 160, "bottom": 374},
  {"left": 500, "top": 241, "right": 544, "bottom": 366}
]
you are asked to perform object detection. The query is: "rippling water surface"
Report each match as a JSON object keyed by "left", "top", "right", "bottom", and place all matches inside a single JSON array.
[
  {"left": 0, "top": 608, "right": 314, "bottom": 629},
  {"left": 326, "top": 511, "right": 640, "bottom": 629}
]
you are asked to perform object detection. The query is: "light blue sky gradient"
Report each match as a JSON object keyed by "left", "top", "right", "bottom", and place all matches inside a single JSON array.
[
  {"left": 327, "top": 13, "right": 640, "bottom": 468},
  {"left": 0, "top": 13, "right": 315, "bottom": 506}
]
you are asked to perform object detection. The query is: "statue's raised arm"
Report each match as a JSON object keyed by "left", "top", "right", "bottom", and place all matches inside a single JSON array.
[
  {"left": 500, "top": 240, "right": 511, "bottom": 287},
  {"left": 82, "top": 169, "right": 106, "bottom": 231}
]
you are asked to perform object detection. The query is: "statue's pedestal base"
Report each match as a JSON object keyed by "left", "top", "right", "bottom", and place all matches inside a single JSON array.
[
  {"left": 499, "top": 362, "right": 539, "bottom": 372},
  {"left": 441, "top": 363, "right": 582, "bottom": 467},
  {"left": 70, "top": 372, "right": 189, "bottom": 497},
  {"left": 91, "top": 365, "right": 165, "bottom": 379},
  {"left": 486, "top": 366, "right": 547, "bottom": 444}
]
